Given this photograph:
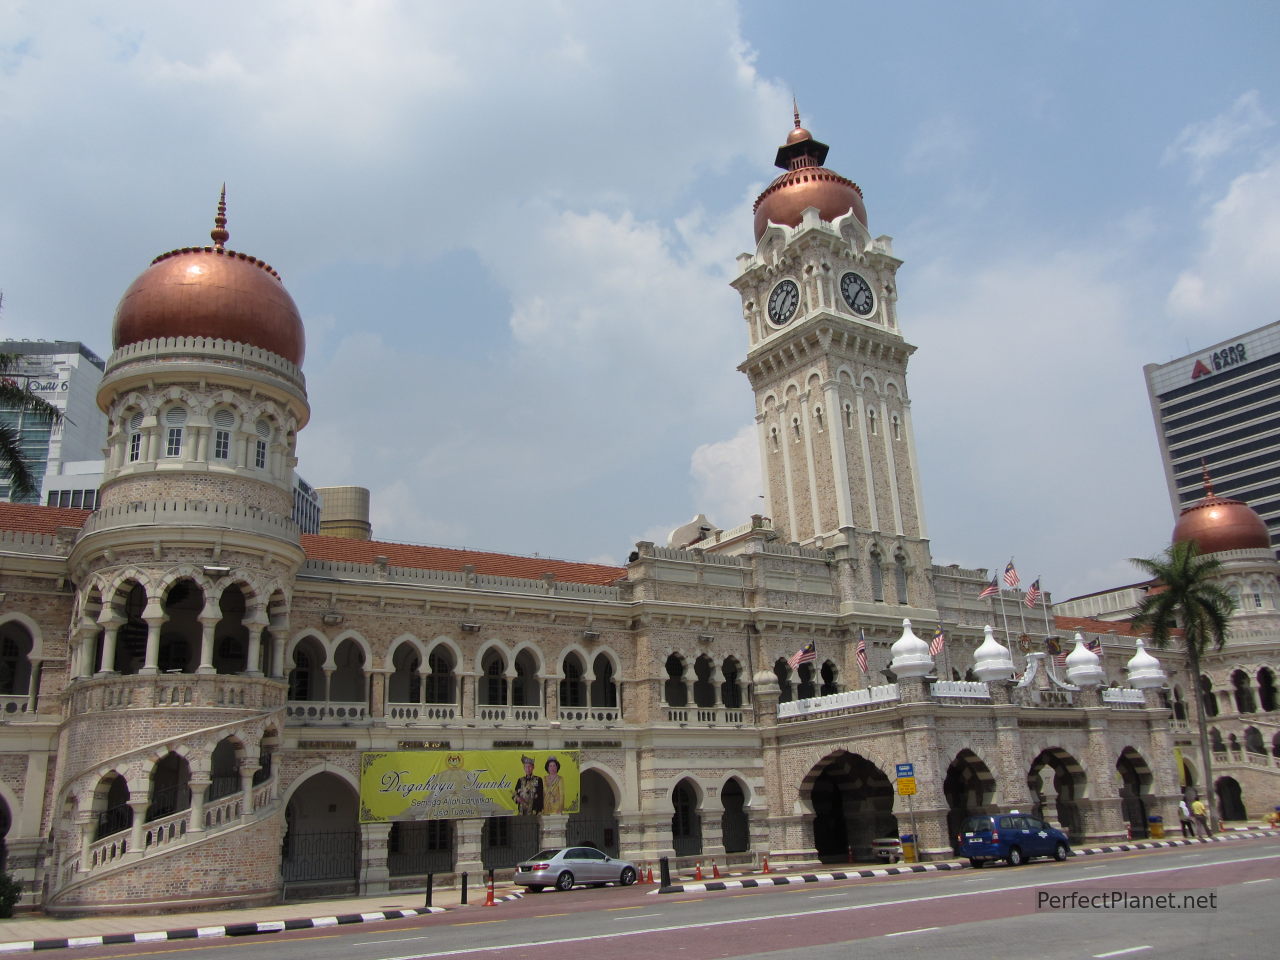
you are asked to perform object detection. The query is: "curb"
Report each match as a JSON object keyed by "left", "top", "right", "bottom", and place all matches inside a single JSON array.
[
  {"left": 657, "top": 829, "right": 1278, "bottom": 894},
  {"left": 0, "top": 892, "right": 526, "bottom": 954}
]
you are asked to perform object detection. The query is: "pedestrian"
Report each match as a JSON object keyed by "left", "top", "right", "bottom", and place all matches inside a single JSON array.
[
  {"left": 1178, "top": 799, "right": 1195, "bottom": 838},
  {"left": 1190, "top": 795, "right": 1210, "bottom": 838}
]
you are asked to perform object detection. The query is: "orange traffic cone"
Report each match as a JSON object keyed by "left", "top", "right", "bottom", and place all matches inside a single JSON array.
[
  {"left": 762, "top": 854, "right": 771, "bottom": 874},
  {"left": 646, "top": 866, "right": 654, "bottom": 884},
  {"left": 712, "top": 861, "right": 721, "bottom": 879},
  {"left": 694, "top": 861, "right": 703, "bottom": 881},
  {"left": 483, "top": 878, "right": 496, "bottom": 907}
]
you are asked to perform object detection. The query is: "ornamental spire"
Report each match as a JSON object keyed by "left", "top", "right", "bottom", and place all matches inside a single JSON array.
[
  {"left": 211, "top": 184, "right": 229, "bottom": 250},
  {"left": 1200, "top": 457, "right": 1216, "bottom": 498}
]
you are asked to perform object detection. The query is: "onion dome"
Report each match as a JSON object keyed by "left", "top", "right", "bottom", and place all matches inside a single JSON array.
[
  {"left": 752, "top": 106, "right": 867, "bottom": 243},
  {"left": 1065, "top": 633, "right": 1105, "bottom": 688},
  {"left": 112, "top": 188, "right": 306, "bottom": 366},
  {"left": 889, "top": 618, "right": 933, "bottom": 679},
  {"left": 1172, "top": 465, "right": 1270, "bottom": 555},
  {"left": 972, "top": 625, "right": 1015, "bottom": 681},
  {"left": 1126, "top": 638, "right": 1166, "bottom": 689}
]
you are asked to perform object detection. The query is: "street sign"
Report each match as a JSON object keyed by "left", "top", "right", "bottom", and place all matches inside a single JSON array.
[
  {"left": 897, "top": 777, "right": 917, "bottom": 796},
  {"left": 896, "top": 763, "right": 914, "bottom": 778}
]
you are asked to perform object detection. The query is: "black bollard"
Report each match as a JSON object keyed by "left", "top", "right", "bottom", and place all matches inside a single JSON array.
[
  {"left": 461, "top": 871, "right": 469, "bottom": 905},
  {"left": 659, "top": 856, "right": 671, "bottom": 889},
  {"left": 424, "top": 872, "right": 433, "bottom": 909}
]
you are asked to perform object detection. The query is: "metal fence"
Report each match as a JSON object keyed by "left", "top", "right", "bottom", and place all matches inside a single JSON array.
[
  {"left": 281, "top": 830, "right": 360, "bottom": 882},
  {"left": 481, "top": 818, "right": 541, "bottom": 870},
  {"left": 566, "top": 817, "right": 620, "bottom": 856},
  {"left": 387, "top": 821, "right": 455, "bottom": 877}
]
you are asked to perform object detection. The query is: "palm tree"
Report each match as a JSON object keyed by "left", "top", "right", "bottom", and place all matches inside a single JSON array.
[
  {"left": 0, "top": 353, "right": 63, "bottom": 501},
  {"left": 1129, "top": 539, "right": 1235, "bottom": 830}
]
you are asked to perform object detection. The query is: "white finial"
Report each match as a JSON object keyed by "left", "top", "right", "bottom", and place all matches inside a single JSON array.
[
  {"left": 890, "top": 618, "right": 933, "bottom": 679},
  {"left": 972, "top": 624, "right": 1014, "bottom": 681},
  {"left": 1126, "top": 638, "right": 1167, "bottom": 689},
  {"left": 1065, "top": 632, "right": 1105, "bottom": 688}
]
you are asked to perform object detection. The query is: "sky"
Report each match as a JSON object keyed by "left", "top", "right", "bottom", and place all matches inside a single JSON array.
[{"left": 2, "top": 0, "right": 1278, "bottom": 602}]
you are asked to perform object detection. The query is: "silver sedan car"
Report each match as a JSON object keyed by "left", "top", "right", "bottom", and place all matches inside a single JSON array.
[{"left": 513, "top": 846, "right": 638, "bottom": 892}]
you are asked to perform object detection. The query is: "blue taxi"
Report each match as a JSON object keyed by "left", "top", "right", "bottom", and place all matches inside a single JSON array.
[{"left": 957, "top": 812, "right": 1071, "bottom": 867}]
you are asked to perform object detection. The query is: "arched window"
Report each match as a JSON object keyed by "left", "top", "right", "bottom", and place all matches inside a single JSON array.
[
  {"left": 773, "top": 658, "right": 793, "bottom": 703},
  {"left": 820, "top": 660, "right": 839, "bottom": 696},
  {"left": 843, "top": 403, "right": 854, "bottom": 429},
  {"left": 127, "top": 412, "right": 143, "bottom": 462},
  {"left": 664, "top": 655, "right": 687, "bottom": 707},
  {"left": 254, "top": 419, "right": 272, "bottom": 470},
  {"left": 425, "top": 648, "right": 456, "bottom": 704},
  {"left": 894, "top": 557, "right": 908, "bottom": 605},
  {"left": 1232, "top": 670, "right": 1257, "bottom": 713},
  {"left": 212, "top": 409, "right": 235, "bottom": 461},
  {"left": 870, "top": 552, "right": 884, "bottom": 603},
  {"left": 0, "top": 622, "right": 33, "bottom": 696},
  {"left": 1258, "top": 668, "right": 1277, "bottom": 712},
  {"left": 480, "top": 652, "right": 507, "bottom": 706},
  {"left": 867, "top": 408, "right": 877, "bottom": 435},
  {"left": 1210, "top": 728, "right": 1224, "bottom": 752},
  {"left": 720, "top": 657, "right": 742, "bottom": 709},
  {"left": 163, "top": 406, "right": 187, "bottom": 457},
  {"left": 590, "top": 654, "right": 617, "bottom": 708},
  {"left": 560, "top": 654, "right": 586, "bottom": 708},
  {"left": 891, "top": 415, "right": 901, "bottom": 440},
  {"left": 1200, "top": 675, "right": 1218, "bottom": 718}
]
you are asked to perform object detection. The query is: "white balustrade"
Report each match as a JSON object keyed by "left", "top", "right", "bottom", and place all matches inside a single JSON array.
[
  {"left": 778, "top": 684, "right": 901, "bottom": 719},
  {"left": 285, "top": 700, "right": 369, "bottom": 723},
  {"left": 930, "top": 680, "right": 991, "bottom": 699}
]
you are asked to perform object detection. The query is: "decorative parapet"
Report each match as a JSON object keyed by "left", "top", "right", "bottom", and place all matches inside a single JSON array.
[
  {"left": 777, "top": 683, "right": 900, "bottom": 719},
  {"left": 298, "top": 558, "right": 622, "bottom": 600},
  {"left": 930, "top": 680, "right": 990, "bottom": 700},
  {"left": 105, "top": 336, "right": 305, "bottom": 389},
  {"left": 80, "top": 500, "right": 300, "bottom": 541},
  {"left": 68, "top": 673, "right": 286, "bottom": 717},
  {"left": 0, "top": 529, "right": 69, "bottom": 557}
]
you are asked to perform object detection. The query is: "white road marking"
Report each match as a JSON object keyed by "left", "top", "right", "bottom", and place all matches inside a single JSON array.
[
  {"left": 614, "top": 913, "right": 663, "bottom": 919},
  {"left": 1243, "top": 878, "right": 1272, "bottom": 884},
  {"left": 1093, "top": 947, "right": 1152, "bottom": 958},
  {"left": 885, "top": 927, "right": 939, "bottom": 937}
]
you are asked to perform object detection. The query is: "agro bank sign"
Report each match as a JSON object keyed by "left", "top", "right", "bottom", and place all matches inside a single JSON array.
[{"left": 359, "top": 750, "right": 580, "bottom": 822}]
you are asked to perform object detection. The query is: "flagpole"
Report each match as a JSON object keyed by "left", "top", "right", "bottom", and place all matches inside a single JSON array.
[{"left": 997, "top": 590, "right": 1015, "bottom": 670}]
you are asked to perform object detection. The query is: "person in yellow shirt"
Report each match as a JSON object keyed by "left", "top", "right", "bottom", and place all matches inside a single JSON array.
[{"left": 1190, "top": 796, "right": 1210, "bottom": 837}]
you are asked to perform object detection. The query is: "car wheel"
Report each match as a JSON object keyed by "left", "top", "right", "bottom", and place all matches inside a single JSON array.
[
  {"left": 1007, "top": 846, "right": 1024, "bottom": 867},
  {"left": 1054, "top": 842, "right": 1069, "bottom": 862},
  {"left": 556, "top": 871, "right": 575, "bottom": 892},
  {"left": 969, "top": 858, "right": 984, "bottom": 869},
  {"left": 620, "top": 866, "right": 637, "bottom": 886},
  {"left": 526, "top": 885, "right": 543, "bottom": 893}
]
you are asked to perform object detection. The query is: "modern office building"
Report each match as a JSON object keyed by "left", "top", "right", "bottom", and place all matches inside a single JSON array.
[
  {"left": 0, "top": 341, "right": 108, "bottom": 504},
  {"left": 1144, "top": 321, "right": 1280, "bottom": 555}
]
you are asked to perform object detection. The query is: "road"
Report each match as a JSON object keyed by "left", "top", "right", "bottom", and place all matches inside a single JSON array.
[{"left": 53, "top": 836, "right": 1280, "bottom": 960}]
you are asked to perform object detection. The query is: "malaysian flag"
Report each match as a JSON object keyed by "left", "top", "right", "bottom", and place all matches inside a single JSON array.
[
  {"left": 787, "top": 641, "right": 816, "bottom": 670},
  {"left": 1024, "top": 579, "right": 1042, "bottom": 608},
  {"left": 1046, "top": 637, "right": 1068, "bottom": 669},
  {"left": 978, "top": 578, "right": 1000, "bottom": 599},
  {"left": 856, "top": 631, "right": 868, "bottom": 673},
  {"left": 930, "top": 626, "right": 945, "bottom": 657},
  {"left": 1084, "top": 637, "right": 1101, "bottom": 653},
  {"left": 1003, "top": 560, "right": 1021, "bottom": 588}
]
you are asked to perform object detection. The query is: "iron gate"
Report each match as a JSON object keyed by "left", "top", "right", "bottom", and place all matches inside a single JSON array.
[
  {"left": 481, "top": 817, "right": 541, "bottom": 870},
  {"left": 281, "top": 830, "right": 360, "bottom": 882},
  {"left": 566, "top": 817, "right": 619, "bottom": 856}
]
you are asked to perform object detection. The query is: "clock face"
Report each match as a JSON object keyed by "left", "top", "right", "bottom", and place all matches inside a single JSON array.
[
  {"left": 840, "top": 272, "right": 876, "bottom": 317},
  {"left": 767, "top": 279, "right": 800, "bottom": 327}
]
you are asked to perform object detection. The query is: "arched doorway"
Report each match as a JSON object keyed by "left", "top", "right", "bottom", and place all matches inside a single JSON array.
[
  {"left": 944, "top": 751, "right": 995, "bottom": 852},
  {"left": 567, "top": 769, "right": 619, "bottom": 855},
  {"left": 1116, "top": 748, "right": 1153, "bottom": 840},
  {"left": 1215, "top": 777, "right": 1247, "bottom": 822},
  {"left": 721, "top": 779, "right": 750, "bottom": 854},
  {"left": 671, "top": 779, "right": 702, "bottom": 857},
  {"left": 147, "top": 753, "right": 192, "bottom": 823},
  {"left": 1028, "top": 749, "right": 1086, "bottom": 841},
  {"left": 807, "top": 752, "right": 897, "bottom": 863},
  {"left": 281, "top": 772, "right": 360, "bottom": 893}
]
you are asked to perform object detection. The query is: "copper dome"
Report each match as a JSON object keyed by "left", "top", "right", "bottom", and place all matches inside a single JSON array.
[
  {"left": 1172, "top": 482, "right": 1271, "bottom": 555},
  {"left": 111, "top": 194, "right": 305, "bottom": 366},
  {"left": 753, "top": 112, "right": 867, "bottom": 243}
]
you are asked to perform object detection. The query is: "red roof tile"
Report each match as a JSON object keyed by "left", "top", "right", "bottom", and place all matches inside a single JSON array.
[
  {"left": 1053, "top": 614, "right": 1180, "bottom": 639},
  {"left": 300, "top": 534, "right": 626, "bottom": 586},
  {"left": 0, "top": 501, "right": 90, "bottom": 536}
]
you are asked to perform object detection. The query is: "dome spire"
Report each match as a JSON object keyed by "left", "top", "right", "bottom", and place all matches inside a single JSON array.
[
  {"left": 792, "top": 96, "right": 802, "bottom": 130},
  {"left": 1201, "top": 457, "right": 1216, "bottom": 497},
  {"left": 211, "top": 184, "right": 229, "bottom": 250}
]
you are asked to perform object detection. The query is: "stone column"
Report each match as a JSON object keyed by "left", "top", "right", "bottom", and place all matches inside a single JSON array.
[
  {"left": 188, "top": 776, "right": 211, "bottom": 834},
  {"left": 700, "top": 795, "right": 726, "bottom": 858},
  {"left": 360, "top": 821, "right": 392, "bottom": 894},
  {"left": 244, "top": 615, "right": 267, "bottom": 677},
  {"left": 96, "top": 614, "right": 123, "bottom": 676},
  {"left": 197, "top": 611, "right": 219, "bottom": 675},
  {"left": 460, "top": 671, "right": 477, "bottom": 719},
  {"left": 454, "top": 818, "right": 485, "bottom": 877},
  {"left": 240, "top": 764, "right": 261, "bottom": 820},
  {"left": 76, "top": 812, "right": 96, "bottom": 870},
  {"left": 371, "top": 670, "right": 387, "bottom": 719},
  {"left": 541, "top": 813, "right": 569, "bottom": 850},
  {"left": 1081, "top": 694, "right": 1126, "bottom": 841},
  {"left": 271, "top": 621, "right": 288, "bottom": 678},
  {"left": 140, "top": 595, "right": 166, "bottom": 675},
  {"left": 126, "top": 799, "right": 150, "bottom": 859}
]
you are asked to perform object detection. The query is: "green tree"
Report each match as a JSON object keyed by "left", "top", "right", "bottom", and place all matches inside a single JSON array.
[
  {"left": 0, "top": 353, "right": 63, "bottom": 501},
  {"left": 1129, "top": 539, "right": 1235, "bottom": 829}
]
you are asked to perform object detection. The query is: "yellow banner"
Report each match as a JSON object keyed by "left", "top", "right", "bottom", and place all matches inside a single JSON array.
[{"left": 359, "top": 750, "right": 580, "bottom": 822}]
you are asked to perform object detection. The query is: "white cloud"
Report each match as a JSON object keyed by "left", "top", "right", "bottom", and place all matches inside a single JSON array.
[
  {"left": 1167, "top": 154, "right": 1280, "bottom": 335},
  {"left": 1163, "top": 90, "right": 1274, "bottom": 181},
  {"left": 689, "top": 423, "right": 763, "bottom": 531},
  {"left": 904, "top": 115, "right": 976, "bottom": 174}
]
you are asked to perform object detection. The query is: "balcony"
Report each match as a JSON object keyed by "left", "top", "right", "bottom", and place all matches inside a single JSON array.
[
  {"left": 664, "top": 706, "right": 748, "bottom": 726},
  {"left": 285, "top": 700, "right": 369, "bottom": 724},
  {"left": 69, "top": 674, "right": 286, "bottom": 717}
]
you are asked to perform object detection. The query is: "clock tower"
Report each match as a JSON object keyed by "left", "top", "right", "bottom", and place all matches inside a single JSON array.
[{"left": 733, "top": 114, "right": 934, "bottom": 608}]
